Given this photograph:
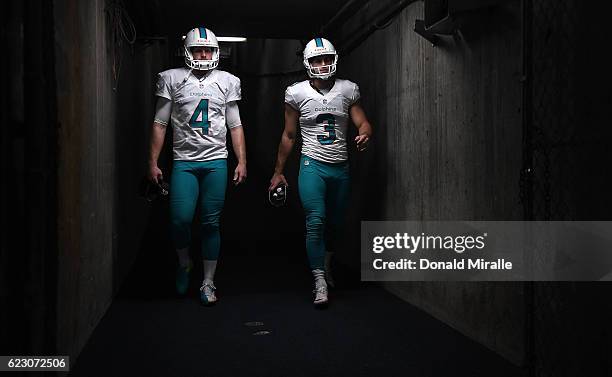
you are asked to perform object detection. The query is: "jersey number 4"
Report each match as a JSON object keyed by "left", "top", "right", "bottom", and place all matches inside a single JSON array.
[
  {"left": 189, "top": 99, "right": 211, "bottom": 135},
  {"left": 316, "top": 113, "right": 336, "bottom": 145}
]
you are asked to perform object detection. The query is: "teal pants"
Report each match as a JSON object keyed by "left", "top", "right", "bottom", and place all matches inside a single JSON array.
[
  {"left": 298, "top": 155, "right": 350, "bottom": 270},
  {"left": 169, "top": 159, "right": 227, "bottom": 260}
]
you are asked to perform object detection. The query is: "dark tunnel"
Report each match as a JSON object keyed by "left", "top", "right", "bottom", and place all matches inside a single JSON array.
[{"left": 1, "top": 0, "right": 612, "bottom": 376}]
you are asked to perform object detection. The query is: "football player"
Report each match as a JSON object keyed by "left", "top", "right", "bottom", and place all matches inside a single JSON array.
[
  {"left": 148, "top": 27, "right": 247, "bottom": 305},
  {"left": 269, "top": 37, "right": 373, "bottom": 306}
]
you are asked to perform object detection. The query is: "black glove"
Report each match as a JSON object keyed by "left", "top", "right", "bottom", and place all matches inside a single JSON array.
[
  {"left": 268, "top": 184, "right": 287, "bottom": 207},
  {"left": 140, "top": 177, "right": 170, "bottom": 202}
]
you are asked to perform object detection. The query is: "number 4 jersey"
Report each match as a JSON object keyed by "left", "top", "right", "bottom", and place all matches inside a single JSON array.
[
  {"left": 285, "top": 79, "right": 360, "bottom": 164},
  {"left": 155, "top": 68, "right": 241, "bottom": 161}
]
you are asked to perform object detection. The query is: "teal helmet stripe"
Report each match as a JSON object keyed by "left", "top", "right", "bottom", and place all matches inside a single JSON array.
[
  {"left": 315, "top": 38, "right": 324, "bottom": 47},
  {"left": 199, "top": 27, "right": 208, "bottom": 39}
]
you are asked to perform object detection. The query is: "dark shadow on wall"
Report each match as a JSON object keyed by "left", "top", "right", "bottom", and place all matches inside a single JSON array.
[{"left": 112, "top": 38, "right": 172, "bottom": 294}]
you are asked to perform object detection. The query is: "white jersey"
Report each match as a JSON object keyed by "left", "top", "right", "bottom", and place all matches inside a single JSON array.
[
  {"left": 155, "top": 68, "right": 241, "bottom": 161},
  {"left": 285, "top": 79, "right": 360, "bottom": 163}
]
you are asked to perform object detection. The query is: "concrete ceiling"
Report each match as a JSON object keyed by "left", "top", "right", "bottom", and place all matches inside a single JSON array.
[{"left": 126, "top": 0, "right": 360, "bottom": 40}]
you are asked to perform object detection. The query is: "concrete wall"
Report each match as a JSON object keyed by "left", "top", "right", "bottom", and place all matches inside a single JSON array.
[
  {"left": 1, "top": 0, "right": 24, "bottom": 354},
  {"left": 113, "top": 39, "right": 169, "bottom": 289},
  {"left": 0, "top": 1, "right": 9, "bottom": 353},
  {"left": 528, "top": 1, "right": 612, "bottom": 376},
  {"left": 335, "top": 0, "right": 526, "bottom": 365},
  {"left": 54, "top": 0, "right": 116, "bottom": 361},
  {"left": 53, "top": 0, "right": 168, "bottom": 363},
  {"left": 1, "top": 0, "right": 60, "bottom": 357},
  {"left": 0, "top": 0, "right": 168, "bottom": 362}
]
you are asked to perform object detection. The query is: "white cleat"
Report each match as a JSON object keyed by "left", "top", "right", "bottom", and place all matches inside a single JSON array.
[
  {"left": 200, "top": 282, "right": 217, "bottom": 306},
  {"left": 313, "top": 283, "right": 329, "bottom": 306}
]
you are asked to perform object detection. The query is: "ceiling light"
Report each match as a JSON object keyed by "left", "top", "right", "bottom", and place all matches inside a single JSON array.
[{"left": 217, "top": 36, "right": 247, "bottom": 42}]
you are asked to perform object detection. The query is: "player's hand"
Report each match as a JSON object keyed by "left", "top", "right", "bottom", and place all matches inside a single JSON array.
[
  {"left": 233, "top": 163, "right": 247, "bottom": 185},
  {"left": 269, "top": 173, "right": 288, "bottom": 191},
  {"left": 355, "top": 134, "right": 370, "bottom": 152},
  {"left": 148, "top": 164, "right": 163, "bottom": 184}
]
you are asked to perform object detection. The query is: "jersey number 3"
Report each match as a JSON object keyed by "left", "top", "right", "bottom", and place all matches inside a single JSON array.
[
  {"left": 189, "top": 99, "right": 211, "bottom": 135},
  {"left": 316, "top": 113, "right": 336, "bottom": 145}
]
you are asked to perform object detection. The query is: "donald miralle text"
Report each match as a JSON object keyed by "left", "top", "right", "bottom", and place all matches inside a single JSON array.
[{"left": 370, "top": 232, "right": 513, "bottom": 271}]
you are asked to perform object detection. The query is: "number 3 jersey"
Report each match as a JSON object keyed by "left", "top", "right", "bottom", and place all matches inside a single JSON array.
[
  {"left": 285, "top": 79, "right": 360, "bottom": 164},
  {"left": 155, "top": 68, "right": 241, "bottom": 161}
]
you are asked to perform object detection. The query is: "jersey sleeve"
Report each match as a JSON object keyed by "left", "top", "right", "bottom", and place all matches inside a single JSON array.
[
  {"left": 153, "top": 97, "right": 172, "bottom": 126},
  {"left": 284, "top": 85, "right": 298, "bottom": 110},
  {"left": 225, "top": 101, "right": 242, "bottom": 128},
  {"left": 155, "top": 72, "right": 172, "bottom": 100},
  {"left": 227, "top": 75, "right": 241, "bottom": 102},
  {"left": 350, "top": 82, "right": 361, "bottom": 105}
]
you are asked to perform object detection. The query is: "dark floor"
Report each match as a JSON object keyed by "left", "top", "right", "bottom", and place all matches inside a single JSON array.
[{"left": 70, "top": 241, "right": 525, "bottom": 377}]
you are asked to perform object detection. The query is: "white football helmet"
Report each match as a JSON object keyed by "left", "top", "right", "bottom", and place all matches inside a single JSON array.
[
  {"left": 183, "top": 27, "right": 219, "bottom": 70},
  {"left": 303, "top": 38, "right": 338, "bottom": 80}
]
